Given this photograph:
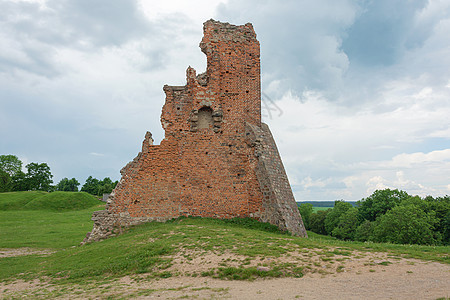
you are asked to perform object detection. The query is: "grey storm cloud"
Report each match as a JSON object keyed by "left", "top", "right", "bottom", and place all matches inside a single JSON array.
[
  {"left": 342, "top": 0, "right": 429, "bottom": 67},
  {"left": 0, "top": 0, "right": 175, "bottom": 77},
  {"left": 216, "top": 0, "right": 358, "bottom": 95},
  {"left": 216, "top": 0, "right": 448, "bottom": 102}
]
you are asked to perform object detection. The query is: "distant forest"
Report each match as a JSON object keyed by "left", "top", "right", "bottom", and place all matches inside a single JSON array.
[{"left": 297, "top": 201, "right": 357, "bottom": 207}]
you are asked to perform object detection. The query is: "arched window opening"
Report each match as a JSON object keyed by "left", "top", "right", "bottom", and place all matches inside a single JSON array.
[{"left": 197, "top": 107, "right": 213, "bottom": 130}]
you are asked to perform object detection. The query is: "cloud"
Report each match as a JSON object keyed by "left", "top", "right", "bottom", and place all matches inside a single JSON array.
[
  {"left": 217, "top": 0, "right": 358, "bottom": 96},
  {"left": 266, "top": 87, "right": 450, "bottom": 200},
  {"left": 390, "top": 149, "right": 450, "bottom": 168},
  {"left": 342, "top": 0, "right": 428, "bottom": 66},
  {"left": 89, "top": 152, "right": 105, "bottom": 157},
  {"left": 1, "top": 0, "right": 449, "bottom": 202}
]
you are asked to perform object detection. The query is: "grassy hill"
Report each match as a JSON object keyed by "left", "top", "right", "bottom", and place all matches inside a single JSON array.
[
  {"left": 0, "top": 191, "right": 448, "bottom": 290},
  {"left": 0, "top": 191, "right": 100, "bottom": 211},
  {"left": 0, "top": 191, "right": 103, "bottom": 249}
]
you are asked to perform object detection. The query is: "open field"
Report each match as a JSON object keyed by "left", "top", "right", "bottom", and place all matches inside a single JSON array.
[
  {"left": 0, "top": 192, "right": 449, "bottom": 299},
  {"left": 312, "top": 206, "right": 332, "bottom": 212}
]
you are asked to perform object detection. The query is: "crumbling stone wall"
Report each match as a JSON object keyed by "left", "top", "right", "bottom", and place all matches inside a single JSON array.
[{"left": 83, "top": 19, "right": 307, "bottom": 244}]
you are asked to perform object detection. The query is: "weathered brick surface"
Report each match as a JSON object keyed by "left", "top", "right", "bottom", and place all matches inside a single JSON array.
[{"left": 82, "top": 19, "right": 306, "bottom": 244}]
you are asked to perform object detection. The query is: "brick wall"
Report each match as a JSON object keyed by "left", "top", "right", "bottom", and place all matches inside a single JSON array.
[{"left": 83, "top": 19, "right": 307, "bottom": 244}]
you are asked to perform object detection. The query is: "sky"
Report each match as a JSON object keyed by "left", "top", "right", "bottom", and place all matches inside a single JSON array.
[{"left": 1, "top": 0, "right": 449, "bottom": 201}]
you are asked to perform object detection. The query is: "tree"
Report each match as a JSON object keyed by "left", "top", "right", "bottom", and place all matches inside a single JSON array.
[
  {"left": 81, "top": 176, "right": 118, "bottom": 196},
  {"left": 56, "top": 177, "right": 80, "bottom": 192},
  {"left": 372, "top": 204, "right": 440, "bottom": 245},
  {"left": 0, "top": 155, "right": 23, "bottom": 192},
  {"left": 443, "top": 210, "right": 450, "bottom": 245},
  {"left": 354, "top": 220, "right": 375, "bottom": 242},
  {"left": 357, "top": 189, "right": 410, "bottom": 221},
  {"left": 0, "top": 155, "right": 22, "bottom": 176},
  {"left": 309, "top": 209, "right": 330, "bottom": 235},
  {"left": 25, "top": 162, "right": 53, "bottom": 191},
  {"left": 400, "top": 195, "right": 450, "bottom": 244},
  {"left": 324, "top": 200, "right": 353, "bottom": 234},
  {"left": 331, "top": 207, "right": 362, "bottom": 240},
  {"left": 423, "top": 196, "right": 450, "bottom": 244},
  {"left": 97, "top": 177, "right": 113, "bottom": 196},
  {"left": 81, "top": 176, "right": 100, "bottom": 195},
  {"left": 298, "top": 203, "right": 313, "bottom": 229},
  {"left": 0, "top": 170, "right": 12, "bottom": 192},
  {"left": 10, "top": 171, "right": 28, "bottom": 191}
]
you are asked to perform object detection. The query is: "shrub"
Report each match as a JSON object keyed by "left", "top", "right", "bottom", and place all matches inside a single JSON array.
[
  {"left": 324, "top": 201, "right": 353, "bottom": 234},
  {"left": 442, "top": 210, "right": 450, "bottom": 245},
  {"left": 298, "top": 203, "right": 313, "bottom": 229},
  {"left": 354, "top": 220, "right": 375, "bottom": 242},
  {"left": 331, "top": 207, "right": 362, "bottom": 240},
  {"left": 309, "top": 209, "right": 330, "bottom": 235},
  {"left": 372, "top": 204, "right": 441, "bottom": 245},
  {"left": 357, "top": 189, "right": 409, "bottom": 221}
]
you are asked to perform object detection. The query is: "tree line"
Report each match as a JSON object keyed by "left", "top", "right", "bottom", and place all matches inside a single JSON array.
[
  {"left": 0, "top": 155, "right": 117, "bottom": 196},
  {"left": 299, "top": 189, "right": 450, "bottom": 245}
]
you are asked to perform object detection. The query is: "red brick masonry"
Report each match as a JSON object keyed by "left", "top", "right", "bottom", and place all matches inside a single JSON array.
[{"left": 83, "top": 20, "right": 307, "bottom": 244}]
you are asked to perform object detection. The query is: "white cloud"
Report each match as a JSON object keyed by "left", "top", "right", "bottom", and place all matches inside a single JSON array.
[
  {"left": 301, "top": 176, "right": 327, "bottom": 189},
  {"left": 366, "top": 176, "right": 390, "bottom": 195},
  {"left": 138, "top": 0, "right": 227, "bottom": 22},
  {"left": 89, "top": 152, "right": 105, "bottom": 157},
  {"left": 267, "top": 85, "right": 450, "bottom": 200},
  {"left": 390, "top": 149, "right": 450, "bottom": 168}
]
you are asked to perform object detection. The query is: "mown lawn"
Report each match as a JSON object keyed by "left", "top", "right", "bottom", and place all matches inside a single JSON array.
[{"left": 0, "top": 207, "right": 102, "bottom": 249}]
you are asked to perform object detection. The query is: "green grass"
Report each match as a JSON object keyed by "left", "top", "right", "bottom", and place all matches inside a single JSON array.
[
  {"left": 312, "top": 206, "right": 333, "bottom": 213},
  {"left": 0, "top": 191, "right": 47, "bottom": 210},
  {"left": 1, "top": 216, "right": 448, "bottom": 283},
  {"left": 0, "top": 191, "right": 103, "bottom": 249},
  {"left": 0, "top": 191, "right": 448, "bottom": 286},
  {"left": 0, "top": 191, "right": 101, "bottom": 212},
  {"left": 0, "top": 207, "right": 102, "bottom": 248}
]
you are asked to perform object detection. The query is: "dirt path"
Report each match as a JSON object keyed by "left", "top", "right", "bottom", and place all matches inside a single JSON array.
[
  {"left": 114, "top": 258, "right": 450, "bottom": 299},
  {"left": 1, "top": 255, "right": 448, "bottom": 299}
]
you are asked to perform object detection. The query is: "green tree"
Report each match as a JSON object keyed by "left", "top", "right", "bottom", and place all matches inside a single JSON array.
[
  {"left": 443, "top": 210, "right": 450, "bottom": 245},
  {"left": 10, "top": 171, "right": 28, "bottom": 191},
  {"left": 25, "top": 162, "right": 53, "bottom": 191},
  {"left": 0, "top": 155, "right": 22, "bottom": 176},
  {"left": 357, "top": 189, "right": 410, "bottom": 221},
  {"left": 423, "top": 196, "right": 450, "bottom": 244},
  {"left": 81, "top": 176, "right": 100, "bottom": 195},
  {"left": 331, "top": 207, "right": 362, "bottom": 240},
  {"left": 0, "top": 170, "right": 11, "bottom": 192},
  {"left": 354, "top": 220, "right": 375, "bottom": 242},
  {"left": 309, "top": 209, "right": 330, "bottom": 235},
  {"left": 0, "top": 155, "right": 23, "bottom": 192},
  {"left": 97, "top": 177, "right": 113, "bottom": 196},
  {"left": 372, "top": 204, "right": 440, "bottom": 245},
  {"left": 324, "top": 200, "right": 353, "bottom": 234},
  {"left": 401, "top": 195, "right": 450, "bottom": 244},
  {"left": 81, "top": 176, "right": 118, "bottom": 196},
  {"left": 56, "top": 177, "right": 80, "bottom": 192},
  {"left": 298, "top": 203, "right": 313, "bottom": 229}
]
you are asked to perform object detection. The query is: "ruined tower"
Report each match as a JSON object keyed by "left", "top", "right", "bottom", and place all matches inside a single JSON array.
[{"left": 83, "top": 20, "right": 307, "bottom": 243}]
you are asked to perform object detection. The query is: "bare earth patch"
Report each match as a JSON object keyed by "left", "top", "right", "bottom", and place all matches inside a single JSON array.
[
  {"left": 0, "top": 248, "right": 55, "bottom": 258},
  {"left": 1, "top": 249, "right": 449, "bottom": 299}
]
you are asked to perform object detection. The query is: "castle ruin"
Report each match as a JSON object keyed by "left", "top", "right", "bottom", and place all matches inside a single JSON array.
[{"left": 83, "top": 20, "right": 307, "bottom": 243}]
